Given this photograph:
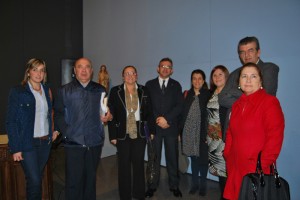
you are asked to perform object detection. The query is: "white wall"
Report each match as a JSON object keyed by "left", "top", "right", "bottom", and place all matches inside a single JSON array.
[{"left": 84, "top": 0, "right": 300, "bottom": 198}]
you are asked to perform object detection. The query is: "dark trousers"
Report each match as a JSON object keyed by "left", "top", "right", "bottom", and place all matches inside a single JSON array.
[
  {"left": 21, "top": 138, "right": 51, "bottom": 200},
  {"left": 219, "top": 176, "right": 227, "bottom": 199},
  {"left": 190, "top": 156, "right": 208, "bottom": 193},
  {"left": 117, "top": 136, "right": 146, "bottom": 200},
  {"left": 64, "top": 145, "right": 102, "bottom": 200},
  {"left": 148, "top": 132, "right": 179, "bottom": 190}
]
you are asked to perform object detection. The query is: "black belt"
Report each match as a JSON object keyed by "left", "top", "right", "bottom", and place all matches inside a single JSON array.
[{"left": 34, "top": 135, "right": 48, "bottom": 140}]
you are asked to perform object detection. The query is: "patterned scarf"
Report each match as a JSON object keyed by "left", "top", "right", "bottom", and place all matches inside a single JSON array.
[
  {"left": 125, "top": 85, "right": 138, "bottom": 139},
  {"left": 182, "top": 96, "right": 201, "bottom": 156}
]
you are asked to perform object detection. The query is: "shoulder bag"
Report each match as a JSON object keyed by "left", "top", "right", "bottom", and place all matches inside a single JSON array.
[{"left": 238, "top": 152, "right": 290, "bottom": 200}]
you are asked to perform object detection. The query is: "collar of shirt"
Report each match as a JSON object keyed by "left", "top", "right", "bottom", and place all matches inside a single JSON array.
[
  {"left": 78, "top": 80, "right": 90, "bottom": 88},
  {"left": 28, "top": 81, "right": 43, "bottom": 94},
  {"left": 158, "top": 77, "right": 169, "bottom": 88},
  {"left": 256, "top": 58, "right": 260, "bottom": 65}
]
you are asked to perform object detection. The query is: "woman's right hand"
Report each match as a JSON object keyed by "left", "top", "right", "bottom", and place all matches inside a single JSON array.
[
  {"left": 13, "top": 152, "right": 23, "bottom": 161},
  {"left": 111, "top": 139, "right": 117, "bottom": 145}
]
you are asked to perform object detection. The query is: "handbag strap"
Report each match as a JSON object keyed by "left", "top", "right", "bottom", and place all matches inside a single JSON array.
[
  {"left": 256, "top": 152, "right": 265, "bottom": 187},
  {"left": 256, "top": 152, "right": 281, "bottom": 188},
  {"left": 144, "top": 121, "right": 151, "bottom": 141},
  {"left": 272, "top": 163, "right": 282, "bottom": 188},
  {"left": 183, "top": 90, "right": 188, "bottom": 99}
]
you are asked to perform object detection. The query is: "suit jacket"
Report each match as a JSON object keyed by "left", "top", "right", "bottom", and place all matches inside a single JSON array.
[
  {"left": 145, "top": 77, "right": 183, "bottom": 135},
  {"left": 107, "top": 84, "right": 154, "bottom": 140}
]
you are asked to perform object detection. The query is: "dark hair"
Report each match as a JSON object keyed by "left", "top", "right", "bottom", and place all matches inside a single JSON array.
[
  {"left": 159, "top": 57, "right": 173, "bottom": 67},
  {"left": 238, "top": 62, "right": 263, "bottom": 86},
  {"left": 122, "top": 65, "right": 137, "bottom": 76},
  {"left": 209, "top": 65, "right": 229, "bottom": 92},
  {"left": 237, "top": 36, "right": 260, "bottom": 53},
  {"left": 190, "top": 69, "right": 208, "bottom": 89}
]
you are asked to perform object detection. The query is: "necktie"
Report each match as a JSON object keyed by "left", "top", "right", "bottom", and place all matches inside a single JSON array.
[{"left": 162, "top": 80, "right": 166, "bottom": 94}]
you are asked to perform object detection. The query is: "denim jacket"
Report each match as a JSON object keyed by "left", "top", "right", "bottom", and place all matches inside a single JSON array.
[{"left": 6, "top": 83, "right": 52, "bottom": 153}]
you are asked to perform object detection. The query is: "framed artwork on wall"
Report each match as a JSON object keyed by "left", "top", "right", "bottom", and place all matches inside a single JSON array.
[{"left": 61, "top": 59, "right": 75, "bottom": 85}]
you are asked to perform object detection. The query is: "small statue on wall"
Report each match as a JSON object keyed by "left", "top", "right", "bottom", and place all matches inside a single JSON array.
[{"left": 98, "top": 64, "right": 110, "bottom": 92}]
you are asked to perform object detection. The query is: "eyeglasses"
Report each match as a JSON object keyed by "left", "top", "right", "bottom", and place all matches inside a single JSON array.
[
  {"left": 238, "top": 48, "right": 256, "bottom": 56},
  {"left": 124, "top": 72, "right": 137, "bottom": 77},
  {"left": 160, "top": 65, "right": 172, "bottom": 69}
]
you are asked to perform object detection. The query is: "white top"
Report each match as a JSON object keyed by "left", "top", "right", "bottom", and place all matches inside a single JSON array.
[{"left": 28, "top": 82, "right": 49, "bottom": 138}]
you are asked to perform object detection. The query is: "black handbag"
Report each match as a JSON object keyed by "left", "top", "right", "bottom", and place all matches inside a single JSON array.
[
  {"left": 146, "top": 139, "right": 157, "bottom": 185},
  {"left": 144, "top": 122, "right": 157, "bottom": 185},
  {"left": 238, "top": 153, "right": 290, "bottom": 200}
]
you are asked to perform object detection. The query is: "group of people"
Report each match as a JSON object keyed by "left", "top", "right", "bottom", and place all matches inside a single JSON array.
[{"left": 6, "top": 36, "right": 285, "bottom": 200}]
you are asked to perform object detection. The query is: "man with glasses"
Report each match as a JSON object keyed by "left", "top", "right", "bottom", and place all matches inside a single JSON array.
[
  {"left": 218, "top": 36, "right": 279, "bottom": 199},
  {"left": 219, "top": 36, "right": 279, "bottom": 130},
  {"left": 145, "top": 57, "right": 183, "bottom": 198},
  {"left": 219, "top": 36, "right": 279, "bottom": 117},
  {"left": 220, "top": 36, "right": 279, "bottom": 104}
]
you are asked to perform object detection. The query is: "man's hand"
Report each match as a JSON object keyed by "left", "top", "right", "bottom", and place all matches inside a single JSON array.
[{"left": 156, "top": 117, "right": 170, "bottom": 129}]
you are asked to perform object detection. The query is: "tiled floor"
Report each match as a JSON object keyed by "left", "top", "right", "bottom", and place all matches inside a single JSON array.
[{"left": 51, "top": 147, "right": 221, "bottom": 200}]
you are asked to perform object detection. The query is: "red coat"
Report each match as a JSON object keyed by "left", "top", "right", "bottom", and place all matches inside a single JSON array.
[{"left": 223, "top": 89, "right": 284, "bottom": 200}]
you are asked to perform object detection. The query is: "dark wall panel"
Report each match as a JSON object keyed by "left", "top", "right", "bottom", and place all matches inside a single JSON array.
[{"left": 0, "top": 0, "right": 83, "bottom": 133}]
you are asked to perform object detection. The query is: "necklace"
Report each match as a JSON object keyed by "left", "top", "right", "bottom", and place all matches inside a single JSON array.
[
  {"left": 33, "top": 87, "right": 41, "bottom": 92},
  {"left": 33, "top": 87, "right": 42, "bottom": 95}
]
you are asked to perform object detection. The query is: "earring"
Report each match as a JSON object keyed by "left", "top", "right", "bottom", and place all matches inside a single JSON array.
[
  {"left": 238, "top": 86, "right": 241, "bottom": 89},
  {"left": 260, "top": 86, "right": 263, "bottom": 89}
]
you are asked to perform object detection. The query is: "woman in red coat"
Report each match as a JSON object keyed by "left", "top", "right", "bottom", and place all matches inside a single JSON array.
[{"left": 223, "top": 63, "right": 285, "bottom": 200}]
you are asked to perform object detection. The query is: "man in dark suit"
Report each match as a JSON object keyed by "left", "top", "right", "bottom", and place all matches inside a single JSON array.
[
  {"left": 145, "top": 57, "right": 183, "bottom": 198},
  {"left": 219, "top": 36, "right": 279, "bottom": 135}
]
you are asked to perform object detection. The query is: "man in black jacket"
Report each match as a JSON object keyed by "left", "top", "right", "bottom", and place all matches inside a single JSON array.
[
  {"left": 54, "top": 57, "right": 112, "bottom": 200},
  {"left": 145, "top": 57, "right": 183, "bottom": 198}
]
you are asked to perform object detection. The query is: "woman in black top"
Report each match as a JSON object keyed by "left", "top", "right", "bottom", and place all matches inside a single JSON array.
[{"left": 180, "top": 69, "right": 210, "bottom": 196}]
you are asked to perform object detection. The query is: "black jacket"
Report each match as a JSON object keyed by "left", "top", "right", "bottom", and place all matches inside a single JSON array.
[
  {"left": 54, "top": 79, "right": 106, "bottom": 147},
  {"left": 107, "top": 84, "right": 154, "bottom": 140},
  {"left": 180, "top": 87, "right": 211, "bottom": 163}
]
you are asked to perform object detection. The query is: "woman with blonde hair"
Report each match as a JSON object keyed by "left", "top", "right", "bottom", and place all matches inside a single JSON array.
[{"left": 6, "top": 58, "right": 58, "bottom": 199}]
